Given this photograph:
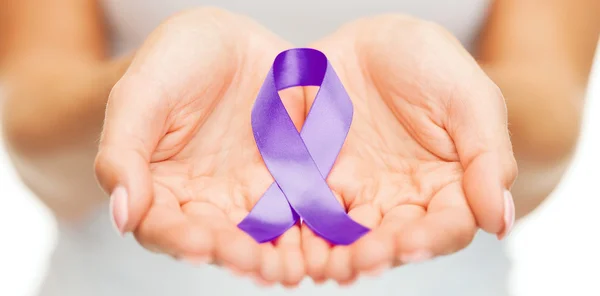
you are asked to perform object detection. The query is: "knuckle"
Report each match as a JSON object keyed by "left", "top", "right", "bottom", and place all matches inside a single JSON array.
[
  {"left": 359, "top": 13, "right": 448, "bottom": 40},
  {"left": 487, "top": 79, "right": 507, "bottom": 110},
  {"left": 368, "top": 13, "right": 417, "bottom": 27},
  {"left": 103, "top": 75, "right": 138, "bottom": 113},
  {"left": 506, "top": 155, "right": 519, "bottom": 185},
  {"left": 369, "top": 14, "right": 450, "bottom": 40},
  {"left": 106, "top": 75, "right": 127, "bottom": 101},
  {"left": 93, "top": 149, "right": 116, "bottom": 192},
  {"left": 409, "top": 19, "right": 450, "bottom": 39}
]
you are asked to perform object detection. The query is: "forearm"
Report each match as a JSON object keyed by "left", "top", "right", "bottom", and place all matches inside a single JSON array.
[
  {"left": 1, "top": 57, "right": 131, "bottom": 220},
  {"left": 475, "top": 0, "right": 598, "bottom": 219},
  {"left": 483, "top": 61, "right": 586, "bottom": 218},
  {"left": 2, "top": 58, "right": 128, "bottom": 153}
]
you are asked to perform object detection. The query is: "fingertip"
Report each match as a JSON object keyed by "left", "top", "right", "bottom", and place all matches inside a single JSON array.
[
  {"left": 134, "top": 205, "right": 215, "bottom": 259},
  {"left": 338, "top": 273, "right": 359, "bottom": 287},
  {"left": 346, "top": 204, "right": 388, "bottom": 272},
  {"left": 282, "top": 248, "right": 305, "bottom": 286},
  {"left": 367, "top": 205, "right": 425, "bottom": 268},
  {"left": 395, "top": 223, "right": 434, "bottom": 257},
  {"left": 395, "top": 205, "right": 476, "bottom": 261},
  {"left": 497, "top": 190, "right": 515, "bottom": 240},
  {"left": 109, "top": 185, "right": 129, "bottom": 236},
  {"left": 216, "top": 227, "right": 262, "bottom": 273},
  {"left": 462, "top": 152, "right": 505, "bottom": 234},
  {"left": 251, "top": 273, "right": 277, "bottom": 287},
  {"left": 179, "top": 255, "right": 212, "bottom": 266},
  {"left": 301, "top": 225, "right": 330, "bottom": 282},
  {"left": 325, "top": 246, "right": 353, "bottom": 284},
  {"left": 95, "top": 146, "right": 154, "bottom": 233},
  {"left": 350, "top": 230, "right": 393, "bottom": 271},
  {"left": 259, "top": 244, "right": 283, "bottom": 283},
  {"left": 361, "top": 261, "right": 392, "bottom": 277},
  {"left": 274, "top": 226, "right": 305, "bottom": 287}
]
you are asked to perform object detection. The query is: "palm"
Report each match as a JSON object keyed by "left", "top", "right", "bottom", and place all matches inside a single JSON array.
[
  {"left": 144, "top": 38, "right": 306, "bottom": 277},
  {"left": 100, "top": 10, "right": 306, "bottom": 285},
  {"left": 99, "top": 11, "right": 516, "bottom": 287},
  {"left": 324, "top": 47, "right": 465, "bottom": 216},
  {"left": 144, "top": 57, "right": 306, "bottom": 282},
  {"left": 326, "top": 55, "right": 467, "bottom": 227},
  {"left": 145, "top": 35, "right": 298, "bottom": 233},
  {"left": 301, "top": 17, "right": 490, "bottom": 283}
]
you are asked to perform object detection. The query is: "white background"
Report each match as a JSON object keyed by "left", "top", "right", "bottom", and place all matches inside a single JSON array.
[{"left": 0, "top": 46, "right": 599, "bottom": 295}]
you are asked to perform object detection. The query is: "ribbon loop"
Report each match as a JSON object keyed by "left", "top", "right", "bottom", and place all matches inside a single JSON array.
[{"left": 238, "top": 48, "right": 369, "bottom": 245}]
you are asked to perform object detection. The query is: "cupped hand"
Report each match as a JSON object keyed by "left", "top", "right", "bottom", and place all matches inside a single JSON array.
[
  {"left": 94, "top": 8, "right": 306, "bottom": 286},
  {"left": 301, "top": 15, "right": 518, "bottom": 284}
]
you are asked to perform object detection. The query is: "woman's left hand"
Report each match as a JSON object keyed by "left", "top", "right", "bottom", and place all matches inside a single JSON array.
[{"left": 301, "top": 15, "right": 518, "bottom": 284}]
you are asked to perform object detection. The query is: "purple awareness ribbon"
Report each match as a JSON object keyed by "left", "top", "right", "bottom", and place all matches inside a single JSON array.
[{"left": 237, "top": 48, "right": 369, "bottom": 245}]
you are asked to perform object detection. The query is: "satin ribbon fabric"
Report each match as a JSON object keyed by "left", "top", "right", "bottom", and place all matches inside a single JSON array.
[{"left": 238, "top": 48, "right": 369, "bottom": 245}]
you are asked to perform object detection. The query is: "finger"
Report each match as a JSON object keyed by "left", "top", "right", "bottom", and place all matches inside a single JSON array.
[
  {"left": 396, "top": 182, "right": 477, "bottom": 263},
  {"left": 322, "top": 204, "right": 380, "bottom": 281},
  {"left": 273, "top": 223, "right": 305, "bottom": 287},
  {"left": 301, "top": 224, "right": 330, "bottom": 284},
  {"left": 351, "top": 204, "right": 425, "bottom": 271},
  {"left": 301, "top": 190, "right": 348, "bottom": 284},
  {"left": 338, "top": 275, "right": 359, "bottom": 287},
  {"left": 95, "top": 8, "right": 251, "bottom": 235},
  {"left": 326, "top": 204, "right": 381, "bottom": 283},
  {"left": 95, "top": 74, "right": 168, "bottom": 235},
  {"left": 134, "top": 204, "right": 214, "bottom": 262},
  {"left": 255, "top": 244, "right": 281, "bottom": 286},
  {"left": 181, "top": 202, "right": 262, "bottom": 275},
  {"left": 325, "top": 246, "right": 353, "bottom": 284},
  {"left": 229, "top": 208, "right": 282, "bottom": 284},
  {"left": 445, "top": 76, "right": 518, "bottom": 237}
]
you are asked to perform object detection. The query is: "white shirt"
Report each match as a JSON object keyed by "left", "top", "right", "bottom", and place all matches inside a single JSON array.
[{"left": 38, "top": 1, "right": 511, "bottom": 295}]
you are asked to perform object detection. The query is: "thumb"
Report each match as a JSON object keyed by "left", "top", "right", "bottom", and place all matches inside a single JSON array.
[
  {"left": 95, "top": 74, "right": 168, "bottom": 235},
  {"left": 446, "top": 78, "right": 518, "bottom": 239}
]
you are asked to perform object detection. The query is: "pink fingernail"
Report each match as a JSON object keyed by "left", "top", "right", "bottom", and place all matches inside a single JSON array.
[
  {"left": 109, "top": 186, "right": 128, "bottom": 236},
  {"left": 180, "top": 255, "right": 211, "bottom": 266},
  {"left": 497, "top": 190, "right": 515, "bottom": 240},
  {"left": 362, "top": 262, "right": 391, "bottom": 277},
  {"left": 400, "top": 251, "right": 432, "bottom": 264}
]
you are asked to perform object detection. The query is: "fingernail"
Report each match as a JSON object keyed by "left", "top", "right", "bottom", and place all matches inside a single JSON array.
[
  {"left": 400, "top": 251, "right": 432, "bottom": 264},
  {"left": 180, "top": 255, "right": 211, "bottom": 266},
  {"left": 109, "top": 186, "right": 128, "bottom": 236},
  {"left": 362, "top": 262, "right": 391, "bottom": 277},
  {"left": 497, "top": 190, "right": 515, "bottom": 240}
]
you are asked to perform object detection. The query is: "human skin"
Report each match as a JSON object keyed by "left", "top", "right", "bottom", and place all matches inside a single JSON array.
[
  {"left": 95, "top": 11, "right": 517, "bottom": 287},
  {"left": 2, "top": 0, "right": 599, "bottom": 287}
]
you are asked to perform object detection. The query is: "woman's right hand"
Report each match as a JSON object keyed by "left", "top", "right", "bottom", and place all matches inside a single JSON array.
[{"left": 94, "top": 7, "right": 306, "bottom": 286}]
